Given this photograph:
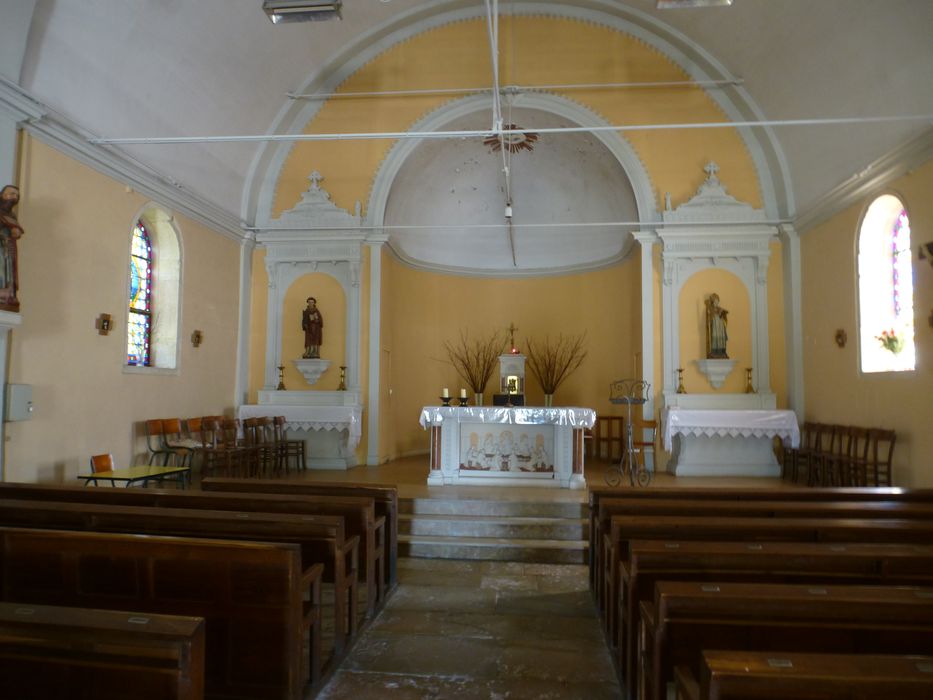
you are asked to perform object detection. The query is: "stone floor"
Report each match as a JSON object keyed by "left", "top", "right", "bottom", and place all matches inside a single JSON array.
[{"left": 318, "top": 558, "right": 621, "bottom": 699}]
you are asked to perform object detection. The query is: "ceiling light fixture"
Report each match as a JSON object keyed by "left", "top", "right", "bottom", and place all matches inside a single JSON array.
[
  {"left": 262, "top": 1, "right": 342, "bottom": 24},
  {"left": 657, "top": 0, "right": 733, "bottom": 8}
]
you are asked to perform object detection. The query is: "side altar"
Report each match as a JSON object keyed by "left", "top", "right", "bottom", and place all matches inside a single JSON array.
[{"left": 419, "top": 406, "right": 595, "bottom": 489}]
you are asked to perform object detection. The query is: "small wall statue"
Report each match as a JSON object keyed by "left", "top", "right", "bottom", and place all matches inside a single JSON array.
[
  {"left": 705, "top": 293, "right": 729, "bottom": 359},
  {"left": 0, "top": 185, "right": 24, "bottom": 312},
  {"left": 302, "top": 296, "right": 323, "bottom": 358}
]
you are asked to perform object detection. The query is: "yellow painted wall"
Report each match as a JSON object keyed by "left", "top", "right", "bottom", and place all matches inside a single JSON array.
[
  {"left": 802, "top": 158, "right": 933, "bottom": 486},
  {"left": 384, "top": 255, "right": 640, "bottom": 457},
  {"left": 6, "top": 136, "right": 241, "bottom": 482}
]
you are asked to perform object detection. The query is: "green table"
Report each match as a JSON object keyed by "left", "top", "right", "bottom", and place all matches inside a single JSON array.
[{"left": 78, "top": 464, "right": 190, "bottom": 489}]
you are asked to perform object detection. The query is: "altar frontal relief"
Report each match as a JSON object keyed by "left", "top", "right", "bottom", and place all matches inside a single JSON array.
[{"left": 460, "top": 425, "right": 554, "bottom": 476}]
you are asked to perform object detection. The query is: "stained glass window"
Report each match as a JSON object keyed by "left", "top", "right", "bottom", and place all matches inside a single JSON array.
[
  {"left": 127, "top": 220, "right": 153, "bottom": 366},
  {"left": 858, "top": 195, "right": 915, "bottom": 373}
]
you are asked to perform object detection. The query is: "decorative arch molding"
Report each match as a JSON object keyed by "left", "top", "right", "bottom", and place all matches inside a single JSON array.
[
  {"left": 367, "top": 91, "right": 657, "bottom": 276},
  {"left": 243, "top": 0, "right": 792, "bottom": 228}
]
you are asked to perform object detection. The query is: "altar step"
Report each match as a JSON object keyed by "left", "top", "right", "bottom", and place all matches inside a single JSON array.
[{"left": 398, "top": 497, "right": 588, "bottom": 564}]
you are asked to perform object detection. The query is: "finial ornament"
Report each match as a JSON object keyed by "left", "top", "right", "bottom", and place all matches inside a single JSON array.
[
  {"left": 703, "top": 161, "right": 720, "bottom": 184},
  {"left": 308, "top": 171, "right": 323, "bottom": 189}
]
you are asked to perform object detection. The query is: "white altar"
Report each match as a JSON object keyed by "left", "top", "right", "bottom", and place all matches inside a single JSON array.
[
  {"left": 239, "top": 390, "right": 363, "bottom": 469},
  {"left": 663, "top": 408, "right": 799, "bottom": 477},
  {"left": 419, "top": 406, "right": 595, "bottom": 489}
]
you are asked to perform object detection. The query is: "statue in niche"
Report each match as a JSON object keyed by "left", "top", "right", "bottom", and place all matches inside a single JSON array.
[
  {"left": 0, "top": 185, "right": 24, "bottom": 312},
  {"left": 705, "top": 293, "right": 729, "bottom": 359},
  {"left": 302, "top": 296, "right": 323, "bottom": 359}
]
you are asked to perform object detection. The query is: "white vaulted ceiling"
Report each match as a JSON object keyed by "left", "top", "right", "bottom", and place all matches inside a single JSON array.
[{"left": 3, "top": 1, "right": 932, "bottom": 269}]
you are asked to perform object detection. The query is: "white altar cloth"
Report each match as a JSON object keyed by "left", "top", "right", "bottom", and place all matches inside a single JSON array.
[
  {"left": 662, "top": 408, "right": 799, "bottom": 477},
  {"left": 237, "top": 404, "right": 362, "bottom": 469},
  {"left": 420, "top": 406, "right": 595, "bottom": 489},
  {"left": 663, "top": 409, "right": 799, "bottom": 451}
]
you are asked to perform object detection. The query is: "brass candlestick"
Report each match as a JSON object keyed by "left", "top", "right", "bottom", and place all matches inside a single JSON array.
[
  {"left": 744, "top": 367, "right": 756, "bottom": 394},
  {"left": 276, "top": 365, "right": 286, "bottom": 391},
  {"left": 338, "top": 366, "right": 347, "bottom": 391},
  {"left": 676, "top": 368, "right": 687, "bottom": 394}
]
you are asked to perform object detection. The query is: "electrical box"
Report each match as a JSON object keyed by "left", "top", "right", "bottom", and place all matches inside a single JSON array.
[{"left": 5, "top": 384, "right": 33, "bottom": 422}]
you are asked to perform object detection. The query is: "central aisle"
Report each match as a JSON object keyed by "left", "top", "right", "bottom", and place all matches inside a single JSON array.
[{"left": 319, "top": 558, "right": 621, "bottom": 699}]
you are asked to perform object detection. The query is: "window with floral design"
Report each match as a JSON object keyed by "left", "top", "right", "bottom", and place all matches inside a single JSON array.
[
  {"left": 128, "top": 220, "right": 153, "bottom": 365},
  {"left": 857, "top": 194, "right": 915, "bottom": 373}
]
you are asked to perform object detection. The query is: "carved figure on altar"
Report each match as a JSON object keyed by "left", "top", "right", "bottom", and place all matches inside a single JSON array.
[
  {"left": 463, "top": 431, "right": 486, "bottom": 469},
  {"left": 482, "top": 432, "right": 499, "bottom": 469},
  {"left": 498, "top": 430, "right": 515, "bottom": 471},
  {"left": 530, "top": 433, "right": 551, "bottom": 471},
  {"left": 302, "top": 297, "right": 323, "bottom": 358},
  {"left": 515, "top": 433, "right": 532, "bottom": 470},
  {"left": 705, "top": 293, "right": 729, "bottom": 359},
  {"left": 0, "top": 185, "right": 24, "bottom": 312}
]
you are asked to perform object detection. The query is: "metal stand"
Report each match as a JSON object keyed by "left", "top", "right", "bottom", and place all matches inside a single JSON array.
[{"left": 605, "top": 379, "right": 652, "bottom": 487}]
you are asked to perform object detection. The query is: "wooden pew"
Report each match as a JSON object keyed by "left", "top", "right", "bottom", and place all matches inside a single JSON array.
[
  {"left": 596, "top": 497, "right": 933, "bottom": 622},
  {"left": 0, "top": 498, "right": 359, "bottom": 661},
  {"left": 202, "top": 478, "right": 399, "bottom": 592},
  {"left": 0, "top": 481, "right": 386, "bottom": 619},
  {"left": 640, "top": 581, "right": 933, "bottom": 700},
  {"left": 0, "top": 601, "right": 205, "bottom": 700},
  {"left": 674, "top": 651, "right": 933, "bottom": 700},
  {"left": 587, "top": 486, "right": 933, "bottom": 594},
  {"left": 619, "top": 540, "right": 933, "bottom": 698},
  {"left": 0, "top": 527, "right": 321, "bottom": 700}
]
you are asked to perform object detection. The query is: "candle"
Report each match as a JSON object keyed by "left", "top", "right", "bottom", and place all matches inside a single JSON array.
[
  {"left": 442, "top": 388, "right": 449, "bottom": 398},
  {"left": 460, "top": 388, "right": 467, "bottom": 399}
]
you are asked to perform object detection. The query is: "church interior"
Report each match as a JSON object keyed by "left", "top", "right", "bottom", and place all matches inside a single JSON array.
[{"left": 0, "top": 2, "right": 932, "bottom": 698}]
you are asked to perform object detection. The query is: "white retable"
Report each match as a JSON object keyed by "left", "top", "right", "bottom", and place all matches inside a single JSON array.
[
  {"left": 419, "top": 406, "right": 596, "bottom": 489},
  {"left": 662, "top": 408, "right": 800, "bottom": 477}
]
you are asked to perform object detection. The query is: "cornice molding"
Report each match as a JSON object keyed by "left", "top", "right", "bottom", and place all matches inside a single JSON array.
[
  {"left": 795, "top": 127, "right": 933, "bottom": 234},
  {"left": 0, "top": 79, "right": 245, "bottom": 243}
]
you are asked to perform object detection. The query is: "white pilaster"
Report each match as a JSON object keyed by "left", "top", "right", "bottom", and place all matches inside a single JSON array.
[
  {"left": 366, "top": 238, "right": 385, "bottom": 466},
  {"left": 779, "top": 224, "right": 805, "bottom": 419},
  {"left": 0, "top": 311, "right": 23, "bottom": 481},
  {"left": 235, "top": 234, "right": 255, "bottom": 403},
  {"left": 633, "top": 231, "right": 658, "bottom": 419}
]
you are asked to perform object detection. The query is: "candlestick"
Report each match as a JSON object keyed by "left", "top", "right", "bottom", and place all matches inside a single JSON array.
[
  {"left": 460, "top": 388, "right": 467, "bottom": 399},
  {"left": 442, "top": 387, "right": 449, "bottom": 398}
]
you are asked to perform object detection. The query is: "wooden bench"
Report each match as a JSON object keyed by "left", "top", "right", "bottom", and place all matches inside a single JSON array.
[
  {"left": 595, "top": 496, "right": 933, "bottom": 619},
  {"left": 587, "top": 486, "right": 933, "bottom": 594},
  {"left": 603, "top": 514, "right": 933, "bottom": 655},
  {"left": 0, "top": 601, "right": 205, "bottom": 700},
  {"left": 0, "top": 498, "right": 359, "bottom": 663},
  {"left": 0, "top": 527, "right": 321, "bottom": 700},
  {"left": 0, "top": 481, "right": 386, "bottom": 619},
  {"left": 202, "top": 478, "right": 399, "bottom": 592},
  {"left": 620, "top": 540, "right": 933, "bottom": 698},
  {"left": 640, "top": 581, "right": 933, "bottom": 700},
  {"left": 674, "top": 651, "right": 933, "bottom": 700}
]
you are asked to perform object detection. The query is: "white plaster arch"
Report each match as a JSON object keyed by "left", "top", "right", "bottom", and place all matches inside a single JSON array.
[
  {"left": 243, "top": 1, "right": 793, "bottom": 228},
  {"left": 366, "top": 90, "right": 658, "bottom": 276}
]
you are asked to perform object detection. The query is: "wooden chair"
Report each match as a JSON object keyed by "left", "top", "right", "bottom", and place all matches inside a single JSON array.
[
  {"left": 243, "top": 417, "right": 276, "bottom": 477},
  {"left": 868, "top": 428, "right": 896, "bottom": 486},
  {"left": 87, "top": 453, "right": 115, "bottom": 487},
  {"left": 161, "top": 418, "right": 202, "bottom": 467},
  {"left": 144, "top": 419, "right": 175, "bottom": 465},
  {"left": 273, "top": 416, "right": 306, "bottom": 473},
  {"left": 804, "top": 423, "right": 831, "bottom": 486},
  {"left": 633, "top": 416, "right": 658, "bottom": 473},
  {"left": 846, "top": 426, "right": 871, "bottom": 486}
]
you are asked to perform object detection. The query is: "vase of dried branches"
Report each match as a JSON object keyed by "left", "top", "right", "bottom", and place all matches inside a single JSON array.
[
  {"left": 444, "top": 330, "right": 505, "bottom": 404},
  {"left": 526, "top": 333, "right": 588, "bottom": 407}
]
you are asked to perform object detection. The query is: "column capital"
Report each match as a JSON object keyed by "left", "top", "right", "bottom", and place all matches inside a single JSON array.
[{"left": 632, "top": 230, "right": 660, "bottom": 244}]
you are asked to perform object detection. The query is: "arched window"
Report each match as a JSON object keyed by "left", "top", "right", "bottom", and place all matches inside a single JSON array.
[
  {"left": 125, "top": 206, "right": 181, "bottom": 371},
  {"left": 858, "top": 194, "right": 915, "bottom": 373},
  {"left": 127, "top": 220, "right": 153, "bottom": 366}
]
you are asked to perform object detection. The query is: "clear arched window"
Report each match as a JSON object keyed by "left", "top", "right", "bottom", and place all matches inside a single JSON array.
[
  {"left": 858, "top": 194, "right": 915, "bottom": 373},
  {"left": 127, "top": 219, "right": 153, "bottom": 366}
]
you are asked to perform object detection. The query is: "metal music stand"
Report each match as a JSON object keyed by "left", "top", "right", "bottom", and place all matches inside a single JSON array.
[{"left": 605, "top": 379, "right": 652, "bottom": 487}]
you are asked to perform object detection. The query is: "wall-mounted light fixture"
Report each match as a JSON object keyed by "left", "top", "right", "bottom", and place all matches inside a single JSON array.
[
  {"left": 191, "top": 330, "right": 203, "bottom": 348},
  {"left": 96, "top": 313, "right": 112, "bottom": 336},
  {"left": 834, "top": 329, "right": 847, "bottom": 348}
]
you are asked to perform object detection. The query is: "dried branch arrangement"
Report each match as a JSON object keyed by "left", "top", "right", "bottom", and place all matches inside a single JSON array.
[
  {"left": 444, "top": 330, "right": 506, "bottom": 393},
  {"left": 525, "top": 333, "right": 588, "bottom": 395}
]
